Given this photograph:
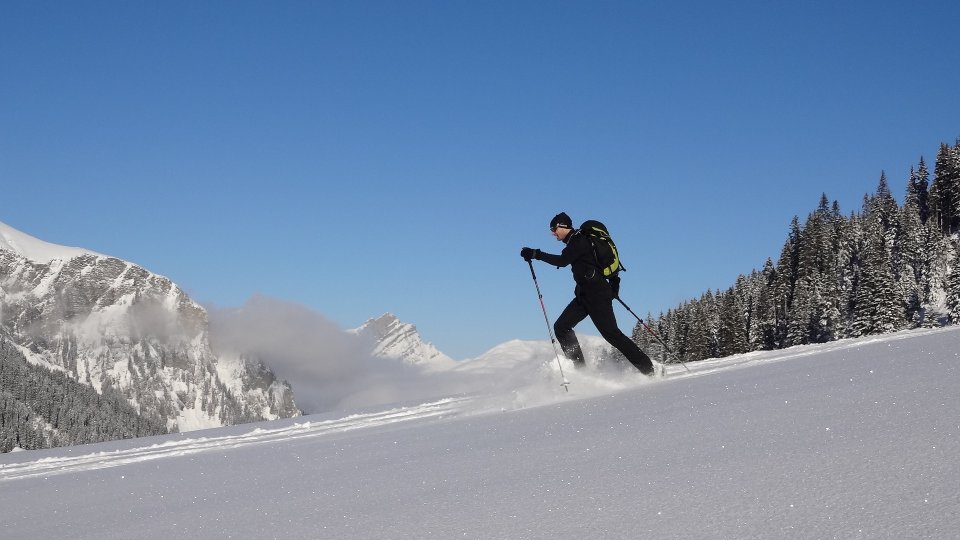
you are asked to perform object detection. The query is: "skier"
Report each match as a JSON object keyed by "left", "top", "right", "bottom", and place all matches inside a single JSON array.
[{"left": 521, "top": 212, "right": 658, "bottom": 376}]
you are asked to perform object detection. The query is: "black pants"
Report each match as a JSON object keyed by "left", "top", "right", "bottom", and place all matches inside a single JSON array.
[{"left": 554, "top": 287, "right": 654, "bottom": 374}]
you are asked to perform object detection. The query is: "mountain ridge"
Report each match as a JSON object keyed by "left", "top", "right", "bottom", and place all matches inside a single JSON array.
[
  {"left": 0, "top": 220, "right": 300, "bottom": 440},
  {"left": 352, "top": 312, "right": 455, "bottom": 368}
]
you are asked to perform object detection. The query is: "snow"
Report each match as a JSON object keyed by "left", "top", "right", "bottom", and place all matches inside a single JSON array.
[
  {"left": 0, "top": 220, "right": 104, "bottom": 263},
  {"left": 1, "top": 326, "right": 958, "bottom": 538},
  {"left": 174, "top": 406, "right": 228, "bottom": 433}
]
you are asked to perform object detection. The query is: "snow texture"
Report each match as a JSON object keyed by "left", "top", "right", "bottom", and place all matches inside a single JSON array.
[
  {"left": 1, "top": 326, "right": 958, "bottom": 539},
  {"left": 0, "top": 221, "right": 104, "bottom": 263}
]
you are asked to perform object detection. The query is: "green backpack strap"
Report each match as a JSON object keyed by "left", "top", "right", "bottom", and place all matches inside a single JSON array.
[{"left": 580, "top": 220, "right": 625, "bottom": 277}]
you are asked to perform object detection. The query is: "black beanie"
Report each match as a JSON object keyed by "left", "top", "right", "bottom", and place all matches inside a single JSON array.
[{"left": 550, "top": 212, "right": 572, "bottom": 230}]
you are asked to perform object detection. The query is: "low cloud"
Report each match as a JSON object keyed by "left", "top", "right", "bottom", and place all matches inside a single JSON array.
[{"left": 207, "top": 295, "right": 461, "bottom": 413}]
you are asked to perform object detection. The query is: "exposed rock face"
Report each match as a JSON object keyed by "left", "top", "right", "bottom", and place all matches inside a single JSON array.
[
  {"left": 353, "top": 313, "right": 455, "bottom": 369},
  {"left": 1, "top": 226, "right": 300, "bottom": 433}
]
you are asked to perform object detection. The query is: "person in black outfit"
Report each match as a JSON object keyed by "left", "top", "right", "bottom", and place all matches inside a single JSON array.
[{"left": 521, "top": 212, "right": 656, "bottom": 376}]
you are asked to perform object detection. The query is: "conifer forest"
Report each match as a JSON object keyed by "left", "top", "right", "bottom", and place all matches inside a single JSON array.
[
  {"left": 0, "top": 340, "right": 168, "bottom": 453},
  {"left": 635, "top": 140, "right": 960, "bottom": 363}
]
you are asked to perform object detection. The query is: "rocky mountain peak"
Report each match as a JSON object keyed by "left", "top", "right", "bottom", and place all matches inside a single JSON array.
[{"left": 354, "top": 312, "right": 455, "bottom": 368}]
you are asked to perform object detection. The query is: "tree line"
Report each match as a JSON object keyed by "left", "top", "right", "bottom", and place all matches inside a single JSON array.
[{"left": 634, "top": 140, "right": 960, "bottom": 363}]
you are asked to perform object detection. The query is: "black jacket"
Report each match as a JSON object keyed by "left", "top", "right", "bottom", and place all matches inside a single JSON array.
[{"left": 537, "top": 230, "right": 611, "bottom": 293}]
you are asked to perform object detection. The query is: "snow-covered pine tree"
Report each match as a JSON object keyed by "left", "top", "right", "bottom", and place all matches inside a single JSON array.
[
  {"left": 631, "top": 311, "right": 660, "bottom": 363},
  {"left": 853, "top": 222, "right": 902, "bottom": 336},
  {"left": 899, "top": 198, "right": 925, "bottom": 325},
  {"left": 906, "top": 158, "right": 931, "bottom": 225},
  {"left": 717, "top": 283, "right": 748, "bottom": 357},
  {"left": 900, "top": 162, "right": 933, "bottom": 325},
  {"left": 705, "top": 290, "right": 722, "bottom": 358},
  {"left": 685, "top": 296, "right": 712, "bottom": 361},
  {"left": 874, "top": 172, "right": 901, "bottom": 238},
  {"left": 631, "top": 313, "right": 649, "bottom": 351},
  {"left": 822, "top": 199, "right": 848, "bottom": 340},
  {"left": 748, "top": 259, "right": 778, "bottom": 351},
  {"left": 646, "top": 312, "right": 670, "bottom": 364},
  {"left": 786, "top": 276, "right": 811, "bottom": 346},
  {"left": 734, "top": 274, "right": 754, "bottom": 351},
  {"left": 773, "top": 217, "right": 803, "bottom": 347},
  {"left": 946, "top": 245, "right": 960, "bottom": 324},
  {"left": 828, "top": 202, "right": 855, "bottom": 339},
  {"left": 931, "top": 142, "right": 960, "bottom": 234},
  {"left": 841, "top": 210, "right": 867, "bottom": 337},
  {"left": 666, "top": 307, "right": 688, "bottom": 363},
  {"left": 798, "top": 195, "right": 842, "bottom": 342}
]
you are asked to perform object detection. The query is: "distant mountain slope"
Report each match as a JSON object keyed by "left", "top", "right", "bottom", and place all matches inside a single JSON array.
[
  {"left": 0, "top": 220, "right": 300, "bottom": 448},
  {"left": 352, "top": 313, "right": 455, "bottom": 368}
]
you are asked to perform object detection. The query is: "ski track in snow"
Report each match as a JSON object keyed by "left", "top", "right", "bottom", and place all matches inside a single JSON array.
[
  {"left": 2, "top": 326, "right": 953, "bottom": 485},
  {"left": 0, "top": 397, "right": 470, "bottom": 483}
]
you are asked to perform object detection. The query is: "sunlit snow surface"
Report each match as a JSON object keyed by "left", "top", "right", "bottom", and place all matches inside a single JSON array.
[
  {"left": 0, "top": 221, "right": 104, "bottom": 263},
  {"left": 2, "top": 327, "right": 959, "bottom": 539}
]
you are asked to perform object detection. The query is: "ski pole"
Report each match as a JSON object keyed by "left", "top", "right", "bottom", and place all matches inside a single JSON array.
[
  {"left": 526, "top": 259, "right": 570, "bottom": 390},
  {"left": 615, "top": 297, "right": 692, "bottom": 373}
]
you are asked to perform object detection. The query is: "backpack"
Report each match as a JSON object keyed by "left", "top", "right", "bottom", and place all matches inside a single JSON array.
[{"left": 579, "top": 220, "right": 624, "bottom": 277}]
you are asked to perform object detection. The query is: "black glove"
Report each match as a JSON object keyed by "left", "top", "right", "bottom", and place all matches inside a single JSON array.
[
  {"left": 520, "top": 247, "right": 540, "bottom": 261},
  {"left": 609, "top": 275, "right": 621, "bottom": 298}
]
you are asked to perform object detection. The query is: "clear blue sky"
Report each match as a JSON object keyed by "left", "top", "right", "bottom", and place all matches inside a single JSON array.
[{"left": 3, "top": 1, "right": 959, "bottom": 359}]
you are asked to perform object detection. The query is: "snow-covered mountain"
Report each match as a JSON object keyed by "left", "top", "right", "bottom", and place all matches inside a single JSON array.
[
  {"left": 352, "top": 312, "right": 455, "bottom": 368},
  {"left": 0, "top": 223, "right": 105, "bottom": 263},
  {"left": 0, "top": 221, "right": 300, "bottom": 433}
]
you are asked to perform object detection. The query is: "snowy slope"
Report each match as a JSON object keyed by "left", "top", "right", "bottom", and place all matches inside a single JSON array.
[
  {"left": 1, "top": 326, "right": 958, "bottom": 538},
  {"left": 0, "top": 221, "right": 105, "bottom": 263}
]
